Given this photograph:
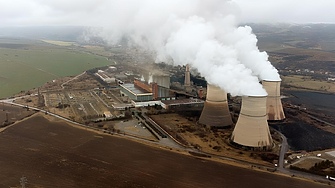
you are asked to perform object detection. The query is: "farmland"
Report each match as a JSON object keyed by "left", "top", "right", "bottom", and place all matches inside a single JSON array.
[
  {"left": 0, "top": 114, "right": 329, "bottom": 188},
  {"left": 42, "top": 40, "right": 77, "bottom": 46},
  {"left": 0, "top": 38, "right": 112, "bottom": 99},
  {"left": 282, "top": 75, "right": 335, "bottom": 93},
  {"left": 0, "top": 103, "right": 35, "bottom": 126}
]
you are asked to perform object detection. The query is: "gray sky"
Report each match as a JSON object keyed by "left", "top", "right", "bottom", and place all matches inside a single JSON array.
[
  {"left": 2, "top": 0, "right": 314, "bottom": 96},
  {"left": 1, "top": 0, "right": 334, "bottom": 26},
  {"left": 233, "top": 0, "right": 335, "bottom": 23}
]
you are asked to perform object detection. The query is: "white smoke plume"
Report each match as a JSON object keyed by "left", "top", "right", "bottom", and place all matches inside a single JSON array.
[{"left": 84, "top": 0, "right": 280, "bottom": 96}]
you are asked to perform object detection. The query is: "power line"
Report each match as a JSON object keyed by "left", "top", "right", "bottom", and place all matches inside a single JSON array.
[{"left": 20, "top": 176, "right": 27, "bottom": 188}]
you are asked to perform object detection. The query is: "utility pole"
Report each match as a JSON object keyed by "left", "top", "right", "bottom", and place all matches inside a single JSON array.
[
  {"left": 20, "top": 176, "right": 27, "bottom": 188},
  {"left": 38, "top": 88, "right": 42, "bottom": 107},
  {"left": 5, "top": 112, "right": 8, "bottom": 124}
]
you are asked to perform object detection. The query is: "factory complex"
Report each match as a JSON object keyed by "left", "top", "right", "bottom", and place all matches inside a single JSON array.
[
  {"left": 7, "top": 60, "right": 287, "bottom": 171},
  {"left": 102, "top": 63, "right": 287, "bottom": 150}
]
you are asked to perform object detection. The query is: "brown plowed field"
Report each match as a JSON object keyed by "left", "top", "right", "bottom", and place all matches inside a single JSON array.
[
  {"left": 0, "top": 115, "right": 329, "bottom": 188},
  {"left": 0, "top": 103, "right": 35, "bottom": 125}
]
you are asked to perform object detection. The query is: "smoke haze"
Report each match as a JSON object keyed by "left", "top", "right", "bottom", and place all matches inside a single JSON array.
[
  {"left": 2, "top": 0, "right": 283, "bottom": 96},
  {"left": 84, "top": 0, "right": 280, "bottom": 96}
]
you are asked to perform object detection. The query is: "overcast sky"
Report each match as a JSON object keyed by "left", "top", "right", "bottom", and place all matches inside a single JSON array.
[
  {"left": 1, "top": 0, "right": 335, "bottom": 27},
  {"left": 233, "top": 0, "right": 335, "bottom": 23}
]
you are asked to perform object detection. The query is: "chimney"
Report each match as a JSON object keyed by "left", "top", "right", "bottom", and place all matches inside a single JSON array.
[
  {"left": 199, "top": 84, "right": 233, "bottom": 127},
  {"left": 152, "top": 83, "right": 158, "bottom": 99},
  {"left": 262, "top": 80, "right": 285, "bottom": 121},
  {"left": 231, "top": 96, "right": 273, "bottom": 149},
  {"left": 198, "top": 89, "right": 203, "bottom": 99},
  {"left": 184, "top": 64, "right": 191, "bottom": 86}
]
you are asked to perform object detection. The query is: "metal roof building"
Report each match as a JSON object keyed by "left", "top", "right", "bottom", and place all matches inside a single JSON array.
[{"left": 119, "top": 83, "right": 153, "bottom": 102}]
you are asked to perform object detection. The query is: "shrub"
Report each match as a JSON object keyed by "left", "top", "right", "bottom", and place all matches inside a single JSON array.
[{"left": 213, "top": 146, "right": 221, "bottom": 152}]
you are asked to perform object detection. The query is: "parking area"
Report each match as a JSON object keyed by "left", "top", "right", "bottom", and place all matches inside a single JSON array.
[{"left": 115, "top": 120, "right": 154, "bottom": 139}]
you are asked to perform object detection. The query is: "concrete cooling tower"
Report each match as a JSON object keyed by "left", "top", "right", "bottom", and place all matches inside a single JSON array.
[
  {"left": 262, "top": 80, "right": 285, "bottom": 121},
  {"left": 199, "top": 84, "right": 233, "bottom": 128},
  {"left": 231, "top": 96, "right": 273, "bottom": 150}
]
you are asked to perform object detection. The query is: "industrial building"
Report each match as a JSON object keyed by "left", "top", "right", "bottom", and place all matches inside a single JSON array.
[
  {"left": 262, "top": 80, "right": 285, "bottom": 121},
  {"left": 107, "top": 66, "right": 117, "bottom": 72},
  {"left": 231, "top": 96, "right": 273, "bottom": 150},
  {"left": 141, "top": 72, "right": 171, "bottom": 89},
  {"left": 119, "top": 83, "right": 154, "bottom": 102},
  {"left": 161, "top": 98, "right": 204, "bottom": 110},
  {"left": 119, "top": 72, "right": 175, "bottom": 103},
  {"left": 152, "top": 74, "right": 170, "bottom": 89},
  {"left": 199, "top": 84, "right": 233, "bottom": 128},
  {"left": 95, "top": 70, "right": 115, "bottom": 84},
  {"left": 119, "top": 74, "right": 206, "bottom": 110}
]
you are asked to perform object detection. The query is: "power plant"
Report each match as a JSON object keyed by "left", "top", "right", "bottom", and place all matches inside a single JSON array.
[
  {"left": 199, "top": 84, "right": 233, "bottom": 128},
  {"left": 262, "top": 80, "right": 285, "bottom": 121},
  {"left": 231, "top": 96, "right": 273, "bottom": 150}
]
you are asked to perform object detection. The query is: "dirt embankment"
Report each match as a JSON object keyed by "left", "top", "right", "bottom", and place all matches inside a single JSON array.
[{"left": 150, "top": 113, "right": 281, "bottom": 167}]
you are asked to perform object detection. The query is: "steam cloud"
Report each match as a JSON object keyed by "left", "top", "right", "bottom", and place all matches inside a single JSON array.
[{"left": 85, "top": 0, "right": 280, "bottom": 96}]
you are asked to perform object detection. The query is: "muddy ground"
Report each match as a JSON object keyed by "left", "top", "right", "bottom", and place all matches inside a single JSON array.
[{"left": 0, "top": 114, "right": 330, "bottom": 188}]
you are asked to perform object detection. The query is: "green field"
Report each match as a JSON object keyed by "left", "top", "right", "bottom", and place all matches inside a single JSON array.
[
  {"left": 0, "top": 38, "right": 112, "bottom": 99},
  {"left": 42, "top": 40, "right": 77, "bottom": 46},
  {"left": 282, "top": 75, "right": 335, "bottom": 92}
]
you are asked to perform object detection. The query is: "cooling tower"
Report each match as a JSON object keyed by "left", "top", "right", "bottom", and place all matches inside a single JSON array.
[
  {"left": 262, "top": 80, "right": 285, "bottom": 121},
  {"left": 199, "top": 84, "right": 233, "bottom": 127},
  {"left": 184, "top": 64, "right": 191, "bottom": 86},
  {"left": 231, "top": 96, "right": 273, "bottom": 149}
]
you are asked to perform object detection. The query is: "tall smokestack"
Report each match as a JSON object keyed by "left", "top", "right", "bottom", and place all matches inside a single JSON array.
[
  {"left": 199, "top": 84, "right": 233, "bottom": 128},
  {"left": 198, "top": 89, "right": 203, "bottom": 99},
  {"left": 262, "top": 80, "right": 285, "bottom": 121},
  {"left": 184, "top": 64, "right": 191, "bottom": 87},
  {"left": 231, "top": 96, "right": 273, "bottom": 149},
  {"left": 152, "top": 83, "right": 158, "bottom": 99}
]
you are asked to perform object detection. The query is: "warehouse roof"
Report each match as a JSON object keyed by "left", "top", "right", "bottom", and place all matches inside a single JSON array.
[
  {"left": 161, "top": 98, "right": 204, "bottom": 105},
  {"left": 121, "top": 83, "right": 151, "bottom": 95}
]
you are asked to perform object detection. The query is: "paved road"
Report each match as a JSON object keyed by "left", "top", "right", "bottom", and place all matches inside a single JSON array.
[
  {"left": 277, "top": 130, "right": 289, "bottom": 169},
  {"left": 141, "top": 112, "right": 185, "bottom": 149},
  {"left": 307, "top": 113, "right": 335, "bottom": 127},
  {"left": 1, "top": 118, "right": 330, "bottom": 188},
  {"left": 1, "top": 97, "right": 158, "bottom": 144},
  {"left": 61, "top": 71, "right": 86, "bottom": 89},
  {"left": 274, "top": 130, "right": 332, "bottom": 184},
  {"left": 1, "top": 97, "right": 333, "bottom": 185},
  {"left": 2, "top": 97, "right": 269, "bottom": 167}
]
